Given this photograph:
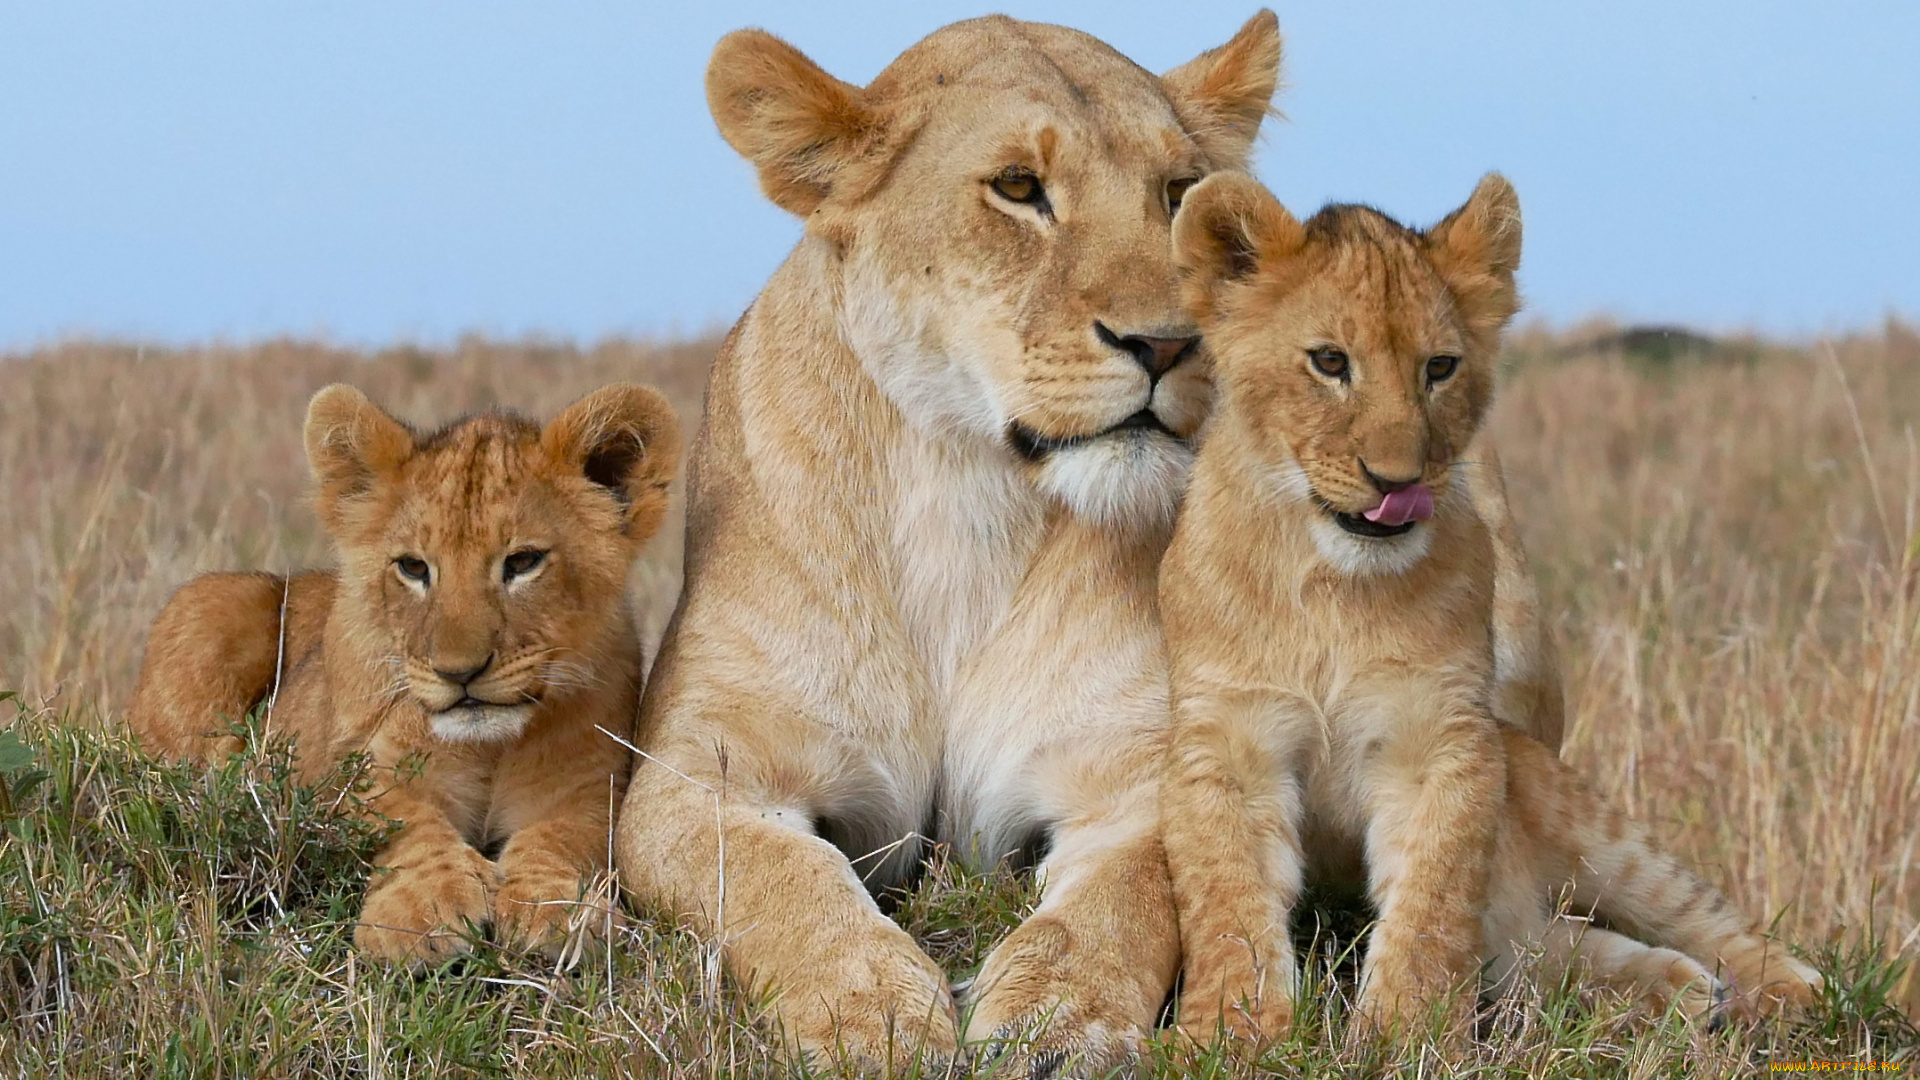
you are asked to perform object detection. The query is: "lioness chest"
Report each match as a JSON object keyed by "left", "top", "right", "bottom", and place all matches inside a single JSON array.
[
  {"left": 888, "top": 435, "right": 1048, "bottom": 705},
  {"left": 885, "top": 437, "right": 1169, "bottom": 862}
]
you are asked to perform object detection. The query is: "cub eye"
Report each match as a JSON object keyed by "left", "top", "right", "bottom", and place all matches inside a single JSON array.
[
  {"left": 395, "top": 557, "right": 431, "bottom": 586},
  {"left": 1308, "top": 347, "right": 1351, "bottom": 382},
  {"left": 1426, "top": 355, "right": 1461, "bottom": 385},
  {"left": 989, "top": 168, "right": 1047, "bottom": 209},
  {"left": 1166, "top": 176, "right": 1199, "bottom": 214},
  {"left": 502, "top": 549, "right": 547, "bottom": 581}
]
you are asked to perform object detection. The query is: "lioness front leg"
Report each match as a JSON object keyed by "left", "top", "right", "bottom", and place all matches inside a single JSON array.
[
  {"left": 616, "top": 751, "right": 957, "bottom": 1068},
  {"left": 1355, "top": 716, "right": 1505, "bottom": 1041},
  {"left": 964, "top": 797, "right": 1180, "bottom": 1074},
  {"left": 1161, "top": 689, "right": 1310, "bottom": 1044},
  {"left": 355, "top": 785, "right": 501, "bottom": 966}
]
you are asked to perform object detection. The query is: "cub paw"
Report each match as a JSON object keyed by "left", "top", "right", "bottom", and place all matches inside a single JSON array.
[
  {"left": 1623, "top": 949, "right": 1726, "bottom": 1024},
  {"left": 354, "top": 845, "right": 500, "bottom": 966},
  {"left": 495, "top": 869, "right": 604, "bottom": 962},
  {"left": 1351, "top": 963, "right": 1477, "bottom": 1048},
  {"left": 1726, "top": 949, "right": 1824, "bottom": 1019},
  {"left": 1174, "top": 945, "right": 1296, "bottom": 1045}
]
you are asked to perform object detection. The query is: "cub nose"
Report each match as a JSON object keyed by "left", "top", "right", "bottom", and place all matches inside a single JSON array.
[
  {"left": 1359, "top": 460, "right": 1423, "bottom": 495},
  {"left": 1094, "top": 322, "right": 1200, "bottom": 379},
  {"left": 433, "top": 655, "right": 494, "bottom": 686}
]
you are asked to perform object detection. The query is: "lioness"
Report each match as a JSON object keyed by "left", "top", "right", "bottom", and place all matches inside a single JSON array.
[
  {"left": 1158, "top": 172, "right": 1820, "bottom": 1041},
  {"left": 128, "top": 383, "right": 681, "bottom": 964},
  {"left": 613, "top": 12, "right": 1284, "bottom": 1068}
]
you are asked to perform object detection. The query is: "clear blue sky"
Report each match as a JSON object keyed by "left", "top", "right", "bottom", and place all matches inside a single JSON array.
[{"left": 2, "top": 1, "right": 1914, "bottom": 348}]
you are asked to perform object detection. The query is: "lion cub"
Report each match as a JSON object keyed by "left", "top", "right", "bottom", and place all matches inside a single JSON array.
[
  {"left": 1158, "top": 173, "right": 1819, "bottom": 1040},
  {"left": 128, "top": 383, "right": 681, "bottom": 965}
]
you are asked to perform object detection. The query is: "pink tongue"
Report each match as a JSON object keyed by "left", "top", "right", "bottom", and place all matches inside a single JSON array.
[{"left": 1362, "top": 485, "right": 1434, "bottom": 527}]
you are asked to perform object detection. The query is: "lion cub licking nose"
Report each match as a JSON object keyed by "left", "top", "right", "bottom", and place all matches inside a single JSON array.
[
  {"left": 1159, "top": 173, "right": 1820, "bottom": 1043},
  {"left": 128, "top": 383, "right": 681, "bottom": 965}
]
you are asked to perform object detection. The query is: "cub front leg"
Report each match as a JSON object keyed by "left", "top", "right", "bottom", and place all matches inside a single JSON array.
[
  {"left": 1355, "top": 715, "right": 1505, "bottom": 1041},
  {"left": 492, "top": 803, "right": 612, "bottom": 961},
  {"left": 1162, "top": 688, "right": 1310, "bottom": 1044},
  {"left": 490, "top": 734, "right": 628, "bottom": 961},
  {"left": 355, "top": 786, "right": 501, "bottom": 966}
]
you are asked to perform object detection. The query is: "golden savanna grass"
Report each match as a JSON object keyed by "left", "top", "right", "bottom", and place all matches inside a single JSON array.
[{"left": 0, "top": 325, "right": 1915, "bottom": 1075}]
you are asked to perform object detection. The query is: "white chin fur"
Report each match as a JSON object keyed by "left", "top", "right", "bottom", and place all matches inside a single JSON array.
[
  {"left": 1306, "top": 516, "right": 1434, "bottom": 577},
  {"left": 429, "top": 704, "right": 534, "bottom": 743},
  {"left": 1035, "top": 431, "right": 1193, "bottom": 529},
  {"left": 1268, "top": 458, "right": 1436, "bottom": 577}
]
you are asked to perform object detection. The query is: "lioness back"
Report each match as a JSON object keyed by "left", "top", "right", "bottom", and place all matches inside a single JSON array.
[{"left": 127, "top": 382, "right": 682, "bottom": 964}]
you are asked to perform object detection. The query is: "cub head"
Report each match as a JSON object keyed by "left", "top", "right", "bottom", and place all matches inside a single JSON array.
[
  {"left": 304, "top": 383, "right": 682, "bottom": 742},
  {"left": 707, "top": 12, "right": 1282, "bottom": 526},
  {"left": 1173, "top": 171, "right": 1522, "bottom": 575}
]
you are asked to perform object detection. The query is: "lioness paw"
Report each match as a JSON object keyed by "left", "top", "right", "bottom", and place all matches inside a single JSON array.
[
  {"left": 780, "top": 930, "right": 958, "bottom": 1070},
  {"left": 964, "top": 917, "right": 1151, "bottom": 1077}
]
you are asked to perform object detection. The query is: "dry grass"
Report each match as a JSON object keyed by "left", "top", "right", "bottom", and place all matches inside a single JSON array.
[
  {"left": 0, "top": 324, "right": 1916, "bottom": 1075},
  {"left": 0, "top": 336, "right": 713, "bottom": 709}
]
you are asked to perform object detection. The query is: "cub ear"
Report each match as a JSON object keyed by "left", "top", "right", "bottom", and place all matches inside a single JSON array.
[
  {"left": 542, "top": 384, "right": 684, "bottom": 542},
  {"left": 707, "top": 29, "right": 893, "bottom": 217},
  {"left": 1427, "top": 172, "right": 1524, "bottom": 332},
  {"left": 303, "top": 384, "right": 415, "bottom": 529},
  {"left": 1172, "top": 171, "right": 1303, "bottom": 320},
  {"left": 1161, "top": 10, "right": 1284, "bottom": 170}
]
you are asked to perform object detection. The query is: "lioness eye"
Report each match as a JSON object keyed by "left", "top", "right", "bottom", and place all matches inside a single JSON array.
[
  {"left": 395, "top": 556, "right": 431, "bottom": 586},
  {"left": 1427, "top": 355, "right": 1460, "bottom": 385},
  {"left": 1308, "top": 347, "right": 1351, "bottom": 381},
  {"left": 989, "top": 168, "right": 1047, "bottom": 208},
  {"left": 503, "top": 549, "right": 547, "bottom": 581},
  {"left": 1166, "top": 177, "right": 1198, "bottom": 214}
]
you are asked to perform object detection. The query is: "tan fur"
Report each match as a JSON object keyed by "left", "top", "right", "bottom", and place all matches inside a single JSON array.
[
  {"left": 613, "top": 12, "right": 1282, "bottom": 1071},
  {"left": 128, "top": 383, "right": 681, "bottom": 965},
  {"left": 1159, "top": 173, "right": 1819, "bottom": 1043}
]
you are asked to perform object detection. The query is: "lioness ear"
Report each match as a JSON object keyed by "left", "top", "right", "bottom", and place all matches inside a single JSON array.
[
  {"left": 707, "top": 29, "right": 891, "bottom": 217},
  {"left": 304, "top": 384, "right": 415, "bottom": 530},
  {"left": 1427, "top": 172, "right": 1524, "bottom": 333},
  {"left": 1173, "top": 172, "right": 1303, "bottom": 320},
  {"left": 542, "top": 384, "right": 684, "bottom": 542},
  {"left": 1162, "top": 10, "right": 1284, "bottom": 169}
]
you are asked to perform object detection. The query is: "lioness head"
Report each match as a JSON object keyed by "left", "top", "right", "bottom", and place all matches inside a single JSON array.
[
  {"left": 707, "top": 13, "right": 1281, "bottom": 526},
  {"left": 304, "top": 384, "right": 682, "bottom": 742},
  {"left": 1173, "top": 171, "right": 1522, "bottom": 575}
]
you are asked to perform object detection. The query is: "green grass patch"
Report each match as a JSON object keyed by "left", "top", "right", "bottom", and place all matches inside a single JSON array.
[{"left": 0, "top": 697, "right": 1912, "bottom": 1077}]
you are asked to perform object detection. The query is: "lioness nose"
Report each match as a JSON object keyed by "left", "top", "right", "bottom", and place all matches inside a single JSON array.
[
  {"left": 1359, "top": 460, "right": 1423, "bottom": 494},
  {"left": 1095, "top": 323, "right": 1199, "bottom": 379},
  {"left": 433, "top": 655, "right": 494, "bottom": 686}
]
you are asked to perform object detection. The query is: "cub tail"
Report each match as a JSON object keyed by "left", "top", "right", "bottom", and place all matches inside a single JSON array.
[{"left": 1503, "top": 728, "right": 1822, "bottom": 1016}]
